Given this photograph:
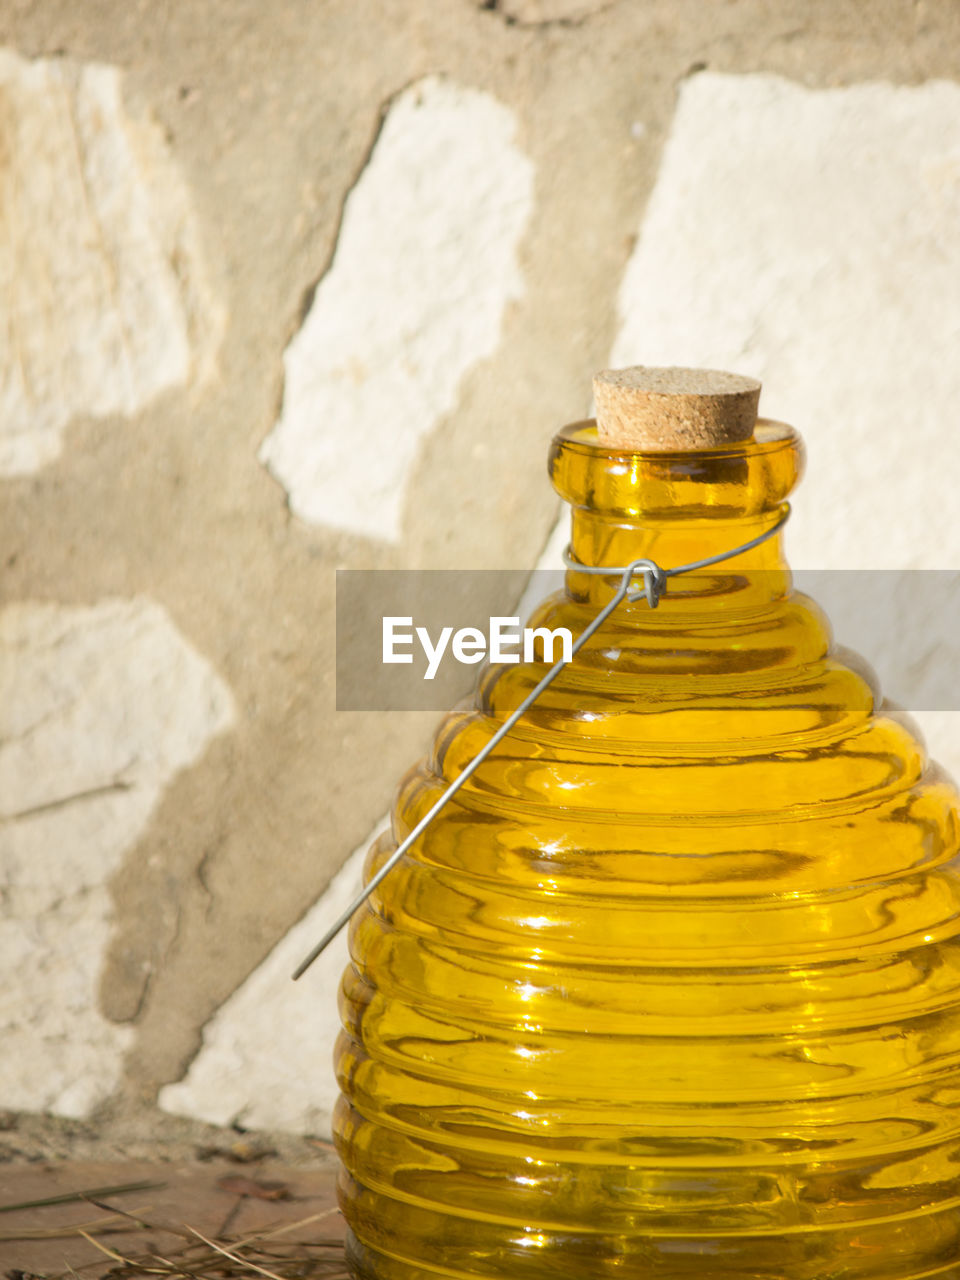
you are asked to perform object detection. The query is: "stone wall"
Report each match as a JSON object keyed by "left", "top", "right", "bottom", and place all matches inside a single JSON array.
[{"left": 3, "top": 0, "right": 960, "bottom": 1141}]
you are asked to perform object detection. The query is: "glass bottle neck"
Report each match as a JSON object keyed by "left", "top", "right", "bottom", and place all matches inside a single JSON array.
[
  {"left": 550, "top": 419, "right": 804, "bottom": 615},
  {"left": 567, "top": 509, "right": 791, "bottom": 611}
]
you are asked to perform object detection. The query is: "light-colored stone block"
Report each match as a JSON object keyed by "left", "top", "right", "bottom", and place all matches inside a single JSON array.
[
  {"left": 0, "top": 599, "right": 234, "bottom": 1117},
  {"left": 159, "top": 827, "right": 382, "bottom": 1133},
  {"left": 612, "top": 72, "right": 960, "bottom": 572},
  {"left": 0, "top": 48, "right": 222, "bottom": 476},
  {"left": 258, "top": 76, "right": 534, "bottom": 542}
]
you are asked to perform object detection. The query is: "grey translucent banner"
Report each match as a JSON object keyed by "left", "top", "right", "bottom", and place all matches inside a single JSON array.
[{"left": 336, "top": 569, "right": 960, "bottom": 712}]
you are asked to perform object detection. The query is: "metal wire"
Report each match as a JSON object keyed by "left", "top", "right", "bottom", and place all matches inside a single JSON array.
[{"left": 292, "top": 506, "right": 790, "bottom": 980}]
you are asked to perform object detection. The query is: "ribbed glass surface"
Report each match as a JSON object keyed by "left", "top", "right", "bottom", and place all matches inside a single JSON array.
[{"left": 334, "top": 421, "right": 960, "bottom": 1279}]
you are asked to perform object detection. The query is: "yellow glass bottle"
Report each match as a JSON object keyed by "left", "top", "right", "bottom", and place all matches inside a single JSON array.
[{"left": 334, "top": 375, "right": 960, "bottom": 1279}]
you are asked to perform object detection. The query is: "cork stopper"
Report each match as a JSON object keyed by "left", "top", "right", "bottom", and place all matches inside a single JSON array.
[{"left": 593, "top": 366, "right": 761, "bottom": 450}]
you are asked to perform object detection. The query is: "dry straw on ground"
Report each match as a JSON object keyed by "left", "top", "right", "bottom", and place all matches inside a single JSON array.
[{"left": 1, "top": 1183, "right": 348, "bottom": 1280}]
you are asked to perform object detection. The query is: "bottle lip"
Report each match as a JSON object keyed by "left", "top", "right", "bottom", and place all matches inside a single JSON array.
[
  {"left": 550, "top": 417, "right": 803, "bottom": 519},
  {"left": 553, "top": 417, "right": 799, "bottom": 459}
]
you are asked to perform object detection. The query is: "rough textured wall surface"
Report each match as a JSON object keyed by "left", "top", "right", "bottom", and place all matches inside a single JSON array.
[{"left": 2, "top": 0, "right": 960, "bottom": 1149}]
